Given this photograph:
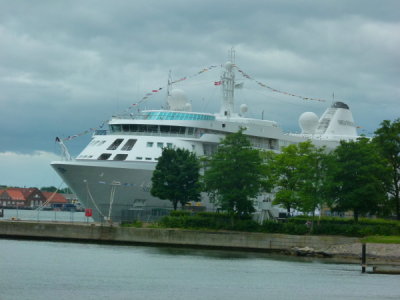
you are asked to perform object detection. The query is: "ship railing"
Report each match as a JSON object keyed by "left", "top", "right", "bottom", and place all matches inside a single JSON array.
[
  {"left": 94, "top": 130, "right": 108, "bottom": 135},
  {"left": 99, "top": 131, "right": 203, "bottom": 139}
]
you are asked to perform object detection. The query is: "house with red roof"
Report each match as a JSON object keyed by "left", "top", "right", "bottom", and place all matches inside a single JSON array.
[
  {"left": 0, "top": 188, "right": 27, "bottom": 207},
  {"left": 22, "top": 188, "right": 47, "bottom": 208},
  {"left": 42, "top": 191, "right": 68, "bottom": 209},
  {"left": 0, "top": 188, "right": 70, "bottom": 210}
]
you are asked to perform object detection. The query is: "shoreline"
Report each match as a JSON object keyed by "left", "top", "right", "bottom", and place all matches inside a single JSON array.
[{"left": 1, "top": 220, "right": 399, "bottom": 266}]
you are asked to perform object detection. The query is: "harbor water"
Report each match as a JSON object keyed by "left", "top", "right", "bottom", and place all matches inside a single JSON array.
[
  {"left": 1, "top": 210, "right": 400, "bottom": 299},
  {"left": 1, "top": 240, "right": 400, "bottom": 299}
]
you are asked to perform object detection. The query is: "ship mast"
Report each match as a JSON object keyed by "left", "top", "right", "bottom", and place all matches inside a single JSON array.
[
  {"left": 220, "top": 48, "right": 236, "bottom": 117},
  {"left": 165, "top": 70, "right": 172, "bottom": 110}
]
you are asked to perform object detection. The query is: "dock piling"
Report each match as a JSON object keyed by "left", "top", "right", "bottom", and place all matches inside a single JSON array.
[{"left": 361, "top": 243, "right": 366, "bottom": 273}]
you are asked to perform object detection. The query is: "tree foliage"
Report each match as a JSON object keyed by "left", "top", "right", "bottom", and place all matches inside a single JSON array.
[
  {"left": 151, "top": 148, "right": 201, "bottom": 210},
  {"left": 328, "top": 138, "right": 389, "bottom": 222},
  {"left": 267, "top": 141, "right": 329, "bottom": 216},
  {"left": 294, "top": 142, "right": 330, "bottom": 217},
  {"left": 40, "top": 186, "right": 58, "bottom": 192},
  {"left": 202, "top": 129, "right": 265, "bottom": 217},
  {"left": 267, "top": 144, "right": 301, "bottom": 215},
  {"left": 373, "top": 118, "right": 400, "bottom": 220}
]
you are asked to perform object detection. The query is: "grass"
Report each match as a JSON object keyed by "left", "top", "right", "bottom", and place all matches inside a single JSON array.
[{"left": 361, "top": 235, "right": 400, "bottom": 244}]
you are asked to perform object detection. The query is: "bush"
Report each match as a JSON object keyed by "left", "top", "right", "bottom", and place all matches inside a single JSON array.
[
  {"left": 170, "top": 210, "right": 191, "bottom": 217},
  {"left": 120, "top": 220, "right": 143, "bottom": 228},
  {"left": 231, "top": 219, "right": 260, "bottom": 232},
  {"left": 158, "top": 212, "right": 260, "bottom": 231},
  {"left": 158, "top": 212, "right": 400, "bottom": 237}
]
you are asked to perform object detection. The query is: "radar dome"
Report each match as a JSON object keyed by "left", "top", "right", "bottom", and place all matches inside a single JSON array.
[
  {"left": 299, "top": 112, "right": 319, "bottom": 134},
  {"left": 225, "top": 61, "right": 234, "bottom": 71},
  {"left": 240, "top": 104, "right": 248, "bottom": 114},
  {"left": 168, "top": 89, "right": 188, "bottom": 111}
]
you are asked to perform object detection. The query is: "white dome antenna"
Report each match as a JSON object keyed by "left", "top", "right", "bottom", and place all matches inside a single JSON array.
[
  {"left": 167, "top": 89, "right": 189, "bottom": 111},
  {"left": 299, "top": 112, "right": 319, "bottom": 134},
  {"left": 240, "top": 104, "right": 248, "bottom": 115}
]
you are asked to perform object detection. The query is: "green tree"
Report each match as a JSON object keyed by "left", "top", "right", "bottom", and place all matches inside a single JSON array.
[
  {"left": 295, "top": 142, "right": 330, "bottom": 219},
  {"left": 267, "top": 141, "right": 329, "bottom": 217},
  {"left": 373, "top": 119, "right": 400, "bottom": 219},
  {"left": 267, "top": 143, "right": 302, "bottom": 215},
  {"left": 202, "top": 129, "right": 265, "bottom": 217},
  {"left": 328, "top": 138, "right": 389, "bottom": 222},
  {"left": 40, "top": 186, "right": 58, "bottom": 192},
  {"left": 151, "top": 148, "right": 201, "bottom": 210}
]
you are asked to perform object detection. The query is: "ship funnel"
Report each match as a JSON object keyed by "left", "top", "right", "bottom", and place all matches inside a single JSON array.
[{"left": 315, "top": 101, "right": 357, "bottom": 137}]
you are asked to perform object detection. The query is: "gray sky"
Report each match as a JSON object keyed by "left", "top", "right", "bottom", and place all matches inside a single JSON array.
[{"left": 0, "top": 0, "right": 399, "bottom": 188}]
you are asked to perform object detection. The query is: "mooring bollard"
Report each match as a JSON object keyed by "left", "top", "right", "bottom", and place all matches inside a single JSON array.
[{"left": 361, "top": 243, "right": 366, "bottom": 273}]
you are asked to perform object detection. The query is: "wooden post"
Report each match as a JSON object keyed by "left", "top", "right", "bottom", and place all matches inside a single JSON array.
[{"left": 361, "top": 243, "right": 366, "bottom": 273}]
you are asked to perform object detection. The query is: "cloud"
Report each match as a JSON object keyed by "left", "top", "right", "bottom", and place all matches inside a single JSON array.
[
  {"left": 0, "top": 151, "right": 62, "bottom": 188},
  {"left": 0, "top": 0, "right": 399, "bottom": 187}
]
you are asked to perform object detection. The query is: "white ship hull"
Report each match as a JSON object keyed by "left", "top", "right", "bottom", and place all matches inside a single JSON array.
[{"left": 52, "top": 160, "right": 174, "bottom": 222}]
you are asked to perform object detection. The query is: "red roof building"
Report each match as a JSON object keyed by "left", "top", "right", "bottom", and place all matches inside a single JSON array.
[
  {"left": 0, "top": 188, "right": 27, "bottom": 207},
  {"left": 0, "top": 188, "right": 69, "bottom": 209},
  {"left": 21, "top": 188, "right": 46, "bottom": 208},
  {"left": 42, "top": 192, "right": 68, "bottom": 205}
]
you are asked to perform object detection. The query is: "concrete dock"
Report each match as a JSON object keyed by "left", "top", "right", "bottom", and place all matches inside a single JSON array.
[{"left": 0, "top": 220, "right": 359, "bottom": 253}]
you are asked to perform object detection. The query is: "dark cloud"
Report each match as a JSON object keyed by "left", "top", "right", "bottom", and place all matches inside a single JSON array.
[{"left": 1, "top": 0, "right": 399, "bottom": 158}]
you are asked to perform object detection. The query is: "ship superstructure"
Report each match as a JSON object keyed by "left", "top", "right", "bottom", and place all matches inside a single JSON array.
[{"left": 51, "top": 58, "right": 359, "bottom": 223}]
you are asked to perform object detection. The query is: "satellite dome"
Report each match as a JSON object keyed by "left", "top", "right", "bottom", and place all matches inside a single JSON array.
[
  {"left": 225, "top": 61, "right": 234, "bottom": 71},
  {"left": 299, "top": 112, "right": 319, "bottom": 134},
  {"left": 240, "top": 104, "right": 248, "bottom": 114},
  {"left": 168, "top": 89, "right": 188, "bottom": 111}
]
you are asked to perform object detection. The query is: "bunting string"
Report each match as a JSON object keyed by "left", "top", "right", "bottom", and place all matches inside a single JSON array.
[
  {"left": 58, "top": 63, "right": 332, "bottom": 142},
  {"left": 235, "top": 65, "right": 326, "bottom": 102},
  {"left": 58, "top": 64, "right": 220, "bottom": 142}
]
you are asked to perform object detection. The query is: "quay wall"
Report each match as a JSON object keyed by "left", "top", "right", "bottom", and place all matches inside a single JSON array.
[{"left": 0, "top": 221, "right": 359, "bottom": 251}]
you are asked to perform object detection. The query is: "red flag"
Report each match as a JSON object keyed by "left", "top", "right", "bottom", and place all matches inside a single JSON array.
[
  {"left": 152, "top": 90, "right": 159, "bottom": 92},
  {"left": 214, "top": 81, "right": 222, "bottom": 86}
]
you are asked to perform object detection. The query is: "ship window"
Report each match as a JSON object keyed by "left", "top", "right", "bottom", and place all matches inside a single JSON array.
[
  {"left": 222, "top": 124, "right": 226, "bottom": 128},
  {"left": 110, "top": 125, "right": 122, "bottom": 133},
  {"left": 148, "top": 125, "right": 158, "bottom": 133},
  {"left": 136, "top": 157, "right": 143, "bottom": 160},
  {"left": 122, "top": 125, "right": 130, "bottom": 132},
  {"left": 129, "top": 124, "right": 138, "bottom": 132},
  {"left": 107, "top": 139, "right": 124, "bottom": 150},
  {"left": 166, "top": 143, "right": 173, "bottom": 148},
  {"left": 170, "top": 126, "right": 185, "bottom": 134},
  {"left": 113, "top": 154, "right": 128, "bottom": 161},
  {"left": 145, "top": 157, "right": 151, "bottom": 160},
  {"left": 98, "top": 153, "right": 112, "bottom": 160},
  {"left": 147, "top": 142, "right": 154, "bottom": 147},
  {"left": 187, "top": 127, "right": 194, "bottom": 135},
  {"left": 157, "top": 142, "right": 164, "bottom": 148},
  {"left": 160, "top": 126, "right": 170, "bottom": 133},
  {"left": 121, "top": 139, "right": 137, "bottom": 151}
]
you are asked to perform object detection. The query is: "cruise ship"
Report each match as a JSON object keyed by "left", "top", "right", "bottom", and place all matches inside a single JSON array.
[{"left": 51, "top": 59, "right": 359, "bottom": 223}]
